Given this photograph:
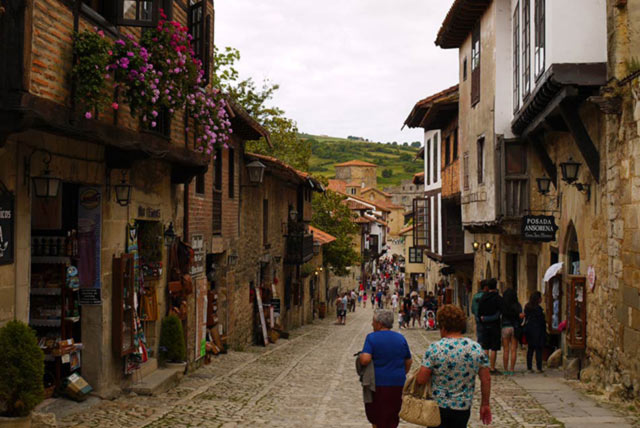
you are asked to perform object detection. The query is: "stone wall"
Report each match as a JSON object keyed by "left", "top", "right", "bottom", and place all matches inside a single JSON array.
[{"left": 335, "top": 165, "right": 377, "bottom": 190}]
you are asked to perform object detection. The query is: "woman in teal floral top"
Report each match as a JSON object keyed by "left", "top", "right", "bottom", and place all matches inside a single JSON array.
[{"left": 416, "top": 304, "right": 492, "bottom": 428}]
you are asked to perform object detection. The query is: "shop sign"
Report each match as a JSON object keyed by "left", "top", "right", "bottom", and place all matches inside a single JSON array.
[
  {"left": 137, "top": 206, "right": 161, "bottom": 219},
  {"left": 522, "top": 215, "right": 559, "bottom": 242},
  {"left": 190, "top": 234, "right": 205, "bottom": 277},
  {"left": 78, "top": 187, "right": 102, "bottom": 305},
  {"left": 0, "top": 193, "right": 14, "bottom": 265}
]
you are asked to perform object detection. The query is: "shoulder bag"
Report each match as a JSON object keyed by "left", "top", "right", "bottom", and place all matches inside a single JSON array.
[{"left": 399, "top": 374, "right": 441, "bottom": 427}]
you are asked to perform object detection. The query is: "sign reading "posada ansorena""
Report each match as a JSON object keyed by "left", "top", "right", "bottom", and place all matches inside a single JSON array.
[{"left": 522, "top": 215, "right": 559, "bottom": 242}]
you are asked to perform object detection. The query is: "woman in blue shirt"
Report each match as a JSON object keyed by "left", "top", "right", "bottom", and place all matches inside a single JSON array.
[{"left": 359, "top": 309, "right": 412, "bottom": 428}]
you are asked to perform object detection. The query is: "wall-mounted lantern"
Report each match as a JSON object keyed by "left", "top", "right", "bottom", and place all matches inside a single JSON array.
[
  {"left": 164, "top": 222, "right": 176, "bottom": 247},
  {"left": 31, "top": 151, "right": 61, "bottom": 198},
  {"left": 536, "top": 175, "right": 552, "bottom": 196},
  {"left": 246, "top": 160, "right": 266, "bottom": 185},
  {"left": 484, "top": 242, "right": 493, "bottom": 253},
  {"left": 472, "top": 241, "right": 480, "bottom": 252},
  {"left": 560, "top": 157, "right": 590, "bottom": 201},
  {"left": 114, "top": 170, "right": 132, "bottom": 207}
]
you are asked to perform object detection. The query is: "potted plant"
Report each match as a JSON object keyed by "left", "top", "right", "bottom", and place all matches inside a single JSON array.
[
  {"left": 158, "top": 315, "right": 186, "bottom": 369},
  {"left": 0, "top": 321, "right": 45, "bottom": 427}
]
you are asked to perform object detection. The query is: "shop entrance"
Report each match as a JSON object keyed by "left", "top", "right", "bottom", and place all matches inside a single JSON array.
[
  {"left": 506, "top": 253, "right": 518, "bottom": 292},
  {"left": 30, "top": 183, "right": 88, "bottom": 395}
]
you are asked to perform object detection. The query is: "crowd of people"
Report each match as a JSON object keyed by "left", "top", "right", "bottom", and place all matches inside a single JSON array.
[{"left": 355, "top": 272, "right": 548, "bottom": 428}]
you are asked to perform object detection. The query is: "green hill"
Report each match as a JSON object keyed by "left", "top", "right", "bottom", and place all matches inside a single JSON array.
[{"left": 299, "top": 133, "right": 423, "bottom": 188}]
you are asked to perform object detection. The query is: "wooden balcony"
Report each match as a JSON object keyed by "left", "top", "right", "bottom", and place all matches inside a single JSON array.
[
  {"left": 285, "top": 232, "right": 314, "bottom": 265},
  {"left": 503, "top": 177, "right": 529, "bottom": 218}
]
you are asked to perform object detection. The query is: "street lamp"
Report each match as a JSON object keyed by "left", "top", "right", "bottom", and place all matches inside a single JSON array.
[
  {"left": 31, "top": 152, "right": 61, "bottom": 198},
  {"left": 246, "top": 160, "right": 266, "bottom": 185},
  {"left": 114, "top": 170, "right": 132, "bottom": 207},
  {"left": 164, "top": 222, "right": 176, "bottom": 247},
  {"left": 536, "top": 175, "right": 552, "bottom": 196},
  {"left": 560, "top": 157, "right": 581, "bottom": 184}
]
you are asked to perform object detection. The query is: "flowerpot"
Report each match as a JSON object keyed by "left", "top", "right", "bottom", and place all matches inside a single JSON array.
[{"left": 0, "top": 415, "right": 32, "bottom": 428}]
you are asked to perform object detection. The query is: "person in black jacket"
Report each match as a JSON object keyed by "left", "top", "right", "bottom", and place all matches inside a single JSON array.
[
  {"left": 524, "top": 291, "right": 546, "bottom": 372},
  {"left": 477, "top": 278, "right": 503, "bottom": 373}
]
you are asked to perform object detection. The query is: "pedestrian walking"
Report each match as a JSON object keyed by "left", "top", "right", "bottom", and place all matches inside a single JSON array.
[
  {"left": 471, "top": 280, "right": 489, "bottom": 343},
  {"left": 524, "top": 291, "right": 546, "bottom": 373},
  {"left": 336, "top": 293, "right": 348, "bottom": 325},
  {"left": 351, "top": 290, "right": 358, "bottom": 312},
  {"left": 411, "top": 296, "right": 421, "bottom": 328},
  {"left": 501, "top": 288, "right": 523, "bottom": 375},
  {"left": 359, "top": 309, "right": 412, "bottom": 428},
  {"left": 363, "top": 292, "right": 368, "bottom": 308},
  {"left": 416, "top": 304, "right": 492, "bottom": 427},
  {"left": 477, "top": 278, "right": 502, "bottom": 373}
]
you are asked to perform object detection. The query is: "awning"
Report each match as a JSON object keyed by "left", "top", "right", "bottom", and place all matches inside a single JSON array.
[{"left": 543, "top": 262, "right": 564, "bottom": 283}]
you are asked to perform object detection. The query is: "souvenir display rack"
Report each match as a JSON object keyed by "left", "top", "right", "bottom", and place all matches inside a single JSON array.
[{"left": 567, "top": 276, "right": 587, "bottom": 350}]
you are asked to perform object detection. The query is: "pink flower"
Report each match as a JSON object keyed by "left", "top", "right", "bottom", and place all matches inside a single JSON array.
[
  {"left": 98, "top": 30, "right": 105, "bottom": 38},
  {"left": 108, "top": 50, "right": 113, "bottom": 56},
  {"left": 151, "top": 121, "right": 157, "bottom": 127},
  {"left": 111, "top": 102, "right": 119, "bottom": 110},
  {"left": 84, "top": 112, "right": 92, "bottom": 119}
]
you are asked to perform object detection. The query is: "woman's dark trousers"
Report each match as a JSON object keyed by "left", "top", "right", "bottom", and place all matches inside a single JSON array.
[{"left": 527, "top": 345, "right": 543, "bottom": 370}]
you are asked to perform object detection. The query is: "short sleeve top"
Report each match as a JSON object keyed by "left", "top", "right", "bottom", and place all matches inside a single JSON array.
[
  {"left": 422, "top": 337, "right": 489, "bottom": 410},
  {"left": 362, "top": 331, "right": 411, "bottom": 387}
]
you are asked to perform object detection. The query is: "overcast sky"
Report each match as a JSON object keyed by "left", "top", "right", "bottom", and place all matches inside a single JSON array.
[{"left": 215, "top": 1, "right": 457, "bottom": 145}]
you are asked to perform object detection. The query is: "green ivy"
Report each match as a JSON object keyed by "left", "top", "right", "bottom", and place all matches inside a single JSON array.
[{"left": 72, "top": 31, "right": 112, "bottom": 114}]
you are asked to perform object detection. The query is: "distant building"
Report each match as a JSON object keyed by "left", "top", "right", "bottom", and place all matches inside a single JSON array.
[
  {"left": 333, "top": 160, "right": 378, "bottom": 194},
  {"left": 383, "top": 180, "right": 423, "bottom": 212}
]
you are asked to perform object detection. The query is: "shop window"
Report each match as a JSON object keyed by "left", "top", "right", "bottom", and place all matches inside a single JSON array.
[
  {"left": 477, "top": 137, "right": 485, "bottom": 185},
  {"left": 534, "top": 0, "right": 545, "bottom": 78},
  {"left": 568, "top": 277, "right": 587, "bottom": 349},
  {"left": 522, "top": 0, "right": 531, "bottom": 96},
  {"left": 228, "top": 147, "right": 235, "bottom": 199},
  {"left": 471, "top": 24, "right": 481, "bottom": 106},
  {"left": 513, "top": 2, "right": 520, "bottom": 112}
]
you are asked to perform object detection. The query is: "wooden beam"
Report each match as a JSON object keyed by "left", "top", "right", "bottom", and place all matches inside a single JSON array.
[
  {"left": 521, "top": 86, "right": 578, "bottom": 138},
  {"left": 558, "top": 101, "right": 600, "bottom": 183},
  {"left": 527, "top": 134, "right": 557, "bottom": 188}
]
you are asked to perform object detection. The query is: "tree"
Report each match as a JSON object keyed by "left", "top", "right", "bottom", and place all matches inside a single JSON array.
[
  {"left": 411, "top": 141, "right": 421, "bottom": 148},
  {"left": 382, "top": 168, "right": 393, "bottom": 178},
  {"left": 311, "top": 189, "right": 361, "bottom": 276},
  {"left": 403, "top": 142, "right": 409, "bottom": 147},
  {"left": 213, "top": 46, "right": 310, "bottom": 170}
]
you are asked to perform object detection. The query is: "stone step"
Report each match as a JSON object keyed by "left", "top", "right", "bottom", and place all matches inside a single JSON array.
[
  {"left": 138, "top": 357, "right": 158, "bottom": 379},
  {"left": 129, "top": 363, "right": 186, "bottom": 396}
]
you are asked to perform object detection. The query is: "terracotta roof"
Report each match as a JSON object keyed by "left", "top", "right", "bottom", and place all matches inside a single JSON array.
[
  {"left": 404, "top": 85, "right": 459, "bottom": 129},
  {"left": 354, "top": 216, "right": 372, "bottom": 224},
  {"left": 366, "top": 215, "right": 388, "bottom": 227},
  {"left": 435, "top": 0, "right": 492, "bottom": 49},
  {"left": 345, "top": 199, "right": 371, "bottom": 211},
  {"left": 327, "top": 179, "right": 347, "bottom": 193},
  {"left": 361, "top": 187, "right": 392, "bottom": 198},
  {"left": 335, "top": 160, "right": 377, "bottom": 168},
  {"left": 413, "top": 172, "right": 425, "bottom": 185},
  {"left": 309, "top": 226, "right": 336, "bottom": 245},
  {"left": 345, "top": 194, "right": 391, "bottom": 213},
  {"left": 245, "top": 153, "right": 323, "bottom": 190},
  {"left": 400, "top": 226, "right": 414, "bottom": 235}
]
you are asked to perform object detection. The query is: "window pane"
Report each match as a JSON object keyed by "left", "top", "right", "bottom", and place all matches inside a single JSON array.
[
  {"left": 123, "top": 0, "right": 137, "bottom": 19},
  {"left": 140, "top": 1, "right": 153, "bottom": 21}
]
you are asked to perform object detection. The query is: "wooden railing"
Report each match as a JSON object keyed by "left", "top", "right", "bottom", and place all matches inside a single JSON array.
[{"left": 285, "top": 232, "right": 314, "bottom": 265}]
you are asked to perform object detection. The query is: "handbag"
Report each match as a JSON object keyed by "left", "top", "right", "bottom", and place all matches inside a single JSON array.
[{"left": 399, "top": 374, "right": 441, "bottom": 427}]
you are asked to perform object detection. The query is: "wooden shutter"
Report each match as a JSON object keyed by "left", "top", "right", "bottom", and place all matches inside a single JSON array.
[
  {"left": 413, "top": 198, "right": 430, "bottom": 249},
  {"left": 477, "top": 137, "right": 484, "bottom": 185}
]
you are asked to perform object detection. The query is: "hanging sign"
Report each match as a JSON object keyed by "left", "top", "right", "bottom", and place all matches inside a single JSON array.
[
  {"left": 0, "top": 192, "right": 14, "bottom": 265},
  {"left": 522, "top": 215, "right": 559, "bottom": 242},
  {"left": 78, "top": 187, "right": 102, "bottom": 304},
  {"left": 190, "top": 234, "right": 205, "bottom": 277},
  {"left": 587, "top": 266, "right": 596, "bottom": 292}
]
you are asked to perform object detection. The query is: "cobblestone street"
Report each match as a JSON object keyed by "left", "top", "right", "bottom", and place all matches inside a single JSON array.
[{"left": 34, "top": 307, "right": 636, "bottom": 428}]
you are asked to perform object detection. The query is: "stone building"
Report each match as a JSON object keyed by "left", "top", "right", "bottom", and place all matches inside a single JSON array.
[
  {"left": 0, "top": 0, "right": 218, "bottom": 395},
  {"left": 332, "top": 160, "right": 378, "bottom": 195},
  {"left": 435, "top": 0, "right": 640, "bottom": 397},
  {"left": 383, "top": 179, "right": 424, "bottom": 212}
]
